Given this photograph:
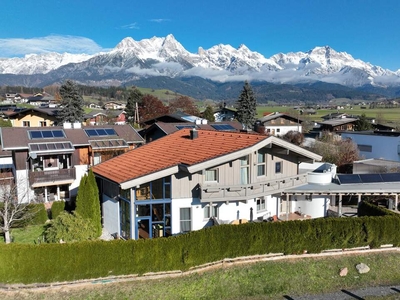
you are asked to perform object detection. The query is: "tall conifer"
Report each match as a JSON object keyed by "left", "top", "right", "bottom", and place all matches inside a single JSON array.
[{"left": 236, "top": 81, "right": 257, "bottom": 130}]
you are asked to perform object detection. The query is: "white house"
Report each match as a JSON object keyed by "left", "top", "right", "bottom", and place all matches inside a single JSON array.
[{"left": 93, "top": 129, "right": 323, "bottom": 240}]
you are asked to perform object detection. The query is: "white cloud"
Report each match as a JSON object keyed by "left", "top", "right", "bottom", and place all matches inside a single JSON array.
[
  {"left": 149, "top": 19, "right": 171, "bottom": 23},
  {"left": 121, "top": 22, "right": 140, "bottom": 29},
  {"left": 0, "top": 35, "right": 104, "bottom": 58}
]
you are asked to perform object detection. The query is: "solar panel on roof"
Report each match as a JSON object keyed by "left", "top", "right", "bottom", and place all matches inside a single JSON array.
[
  {"left": 84, "top": 128, "right": 117, "bottom": 137},
  {"left": 381, "top": 173, "right": 400, "bottom": 182},
  {"left": 29, "top": 130, "right": 66, "bottom": 139},
  {"left": 105, "top": 128, "right": 116, "bottom": 135},
  {"left": 359, "top": 174, "right": 383, "bottom": 183},
  {"left": 211, "top": 124, "right": 235, "bottom": 131},
  {"left": 337, "top": 174, "right": 362, "bottom": 184},
  {"left": 52, "top": 130, "right": 64, "bottom": 138}
]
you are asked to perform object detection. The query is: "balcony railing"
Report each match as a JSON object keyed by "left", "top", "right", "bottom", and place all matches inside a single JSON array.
[
  {"left": 29, "top": 168, "right": 76, "bottom": 186},
  {"left": 200, "top": 174, "right": 308, "bottom": 203}
]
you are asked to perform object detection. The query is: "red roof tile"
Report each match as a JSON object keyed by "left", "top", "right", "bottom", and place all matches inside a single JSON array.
[{"left": 92, "top": 129, "right": 266, "bottom": 184}]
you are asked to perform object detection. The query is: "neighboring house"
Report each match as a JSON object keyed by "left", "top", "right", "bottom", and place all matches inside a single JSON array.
[
  {"left": 257, "top": 112, "right": 302, "bottom": 136},
  {"left": 92, "top": 129, "right": 322, "bottom": 240},
  {"left": 341, "top": 130, "right": 400, "bottom": 161},
  {"left": 27, "top": 94, "right": 55, "bottom": 107},
  {"left": 141, "top": 111, "right": 207, "bottom": 127},
  {"left": 85, "top": 109, "right": 126, "bottom": 125},
  {"left": 4, "top": 107, "right": 59, "bottom": 127},
  {"left": 139, "top": 120, "right": 243, "bottom": 143},
  {"left": 103, "top": 101, "right": 126, "bottom": 110},
  {"left": 0, "top": 123, "right": 144, "bottom": 203},
  {"left": 213, "top": 106, "right": 237, "bottom": 122},
  {"left": 312, "top": 117, "right": 358, "bottom": 134},
  {"left": 353, "top": 158, "right": 400, "bottom": 174}
]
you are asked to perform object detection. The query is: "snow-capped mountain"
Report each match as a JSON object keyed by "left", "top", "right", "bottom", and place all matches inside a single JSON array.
[
  {"left": 0, "top": 52, "right": 93, "bottom": 75},
  {"left": 1, "top": 34, "right": 400, "bottom": 88}
]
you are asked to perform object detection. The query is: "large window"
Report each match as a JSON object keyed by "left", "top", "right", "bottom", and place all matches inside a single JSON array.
[
  {"left": 205, "top": 169, "right": 218, "bottom": 182},
  {"left": 180, "top": 207, "right": 191, "bottom": 233},
  {"left": 203, "top": 204, "right": 218, "bottom": 219},
  {"left": 240, "top": 156, "right": 249, "bottom": 184},
  {"left": 135, "top": 177, "right": 171, "bottom": 201},
  {"left": 257, "top": 152, "right": 266, "bottom": 176},
  {"left": 23, "top": 121, "right": 30, "bottom": 127}
]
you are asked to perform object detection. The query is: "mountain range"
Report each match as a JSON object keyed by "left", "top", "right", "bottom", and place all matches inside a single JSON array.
[{"left": 1, "top": 34, "right": 400, "bottom": 102}]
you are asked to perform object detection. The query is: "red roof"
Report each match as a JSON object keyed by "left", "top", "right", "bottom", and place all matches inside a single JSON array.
[{"left": 92, "top": 129, "right": 266, "bottom": 184}]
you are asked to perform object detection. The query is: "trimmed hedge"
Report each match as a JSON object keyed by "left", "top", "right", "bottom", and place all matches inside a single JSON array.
[
  {"left": 27, "top": 203, "right": 48, "bottom": 226},
  {"left": 0, "top": 214, "right": 400, "bottom": 284},
  {"left": 50, "top": 201, "right": 65, "bottom": 219},
  {"left": 358, "top": 201, "right": 399, "bottom": 217}
]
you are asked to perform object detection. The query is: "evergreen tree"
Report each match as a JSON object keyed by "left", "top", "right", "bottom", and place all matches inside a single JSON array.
[
  {"left": 125, "top": 88, "right": 143, "bottom": 124},
  {"left": 87, "top": 169, "right": 101, "bottom": 237},
  {"left": 203, "top": 105, "right": 215, "bottom": 122},
  {"left": 235, "top": 81, "right": 257, "bottom": 129},
  {"left": 56, "top": 80, "right": 85, "bottom": 124},
  {"left": 355, "top": 113, "right": 373, "bottom": 131},
  {"left": 75, "top": 169, "right": 102, "bottom": 238}
]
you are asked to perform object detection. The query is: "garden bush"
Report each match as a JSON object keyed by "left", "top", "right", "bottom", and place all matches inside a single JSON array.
[{"left": 50, "top": 201, "right": 65, "bottom": 219}]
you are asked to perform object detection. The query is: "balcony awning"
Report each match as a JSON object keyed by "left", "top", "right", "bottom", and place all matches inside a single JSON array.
[
  {"left": 28, "top": 141, "right": 75, "bottom": 155},
  {"left": 89, "top": 139, "right": 128, "bottom": 150}
]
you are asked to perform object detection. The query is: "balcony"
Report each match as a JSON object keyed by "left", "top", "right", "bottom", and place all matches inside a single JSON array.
[
  {"left": 200, "top": 174, "right": 308, "bottom": 203},
  {"left": 29, "top": 168, "right": 76, "bottom": 187}
]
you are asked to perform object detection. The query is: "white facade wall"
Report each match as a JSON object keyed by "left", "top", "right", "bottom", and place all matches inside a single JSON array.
[
  {"left": 265, "top": 125, "right": 302, "bottom": 136},
  {"left": 71, "top": 165, "right": 89, "bottom": 197},
  {"left": 341, "top": 132, "right": 400, "bottom": 161},
  {"left": 171, "top": 194, "right": 281, "bottom": 234},
  {"left": 290, "top": 196, "right": 330, "bottom": 218}
]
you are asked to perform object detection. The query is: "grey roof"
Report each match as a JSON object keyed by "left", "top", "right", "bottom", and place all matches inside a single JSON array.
[
  {"left": 258, "top": 113, "right": 302, "bottom": 124},
  {"left": 317, "top": 118, "right": 358, "bottom": 126},
  {"left": 284, "top": 180, "right": 400, "bottom": 194},
  {"left": 0, "top": 124, "right": 144, "bottom": 150}
]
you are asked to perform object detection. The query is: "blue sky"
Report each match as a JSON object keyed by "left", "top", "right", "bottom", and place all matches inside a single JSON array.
[{"left": 1, "top": 0, "right": 400, "bottom": 70}]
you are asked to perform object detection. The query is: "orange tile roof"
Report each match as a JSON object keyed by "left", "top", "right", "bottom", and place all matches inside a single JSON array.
[{"left": 92, "top": 129, "right": 266, "bottom": 185}]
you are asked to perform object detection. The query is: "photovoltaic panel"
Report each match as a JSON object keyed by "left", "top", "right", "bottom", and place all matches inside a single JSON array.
[
  {"left": 84, "top": 128, "right": 117, "bottom": 137},
  {"left": 211, "top": 124, "right": 235, "bottom": 131},
  {"left": 381, "top": 173, "right": 400, "bottom": 182},
  {"left": 29, "top": 130, "right": 66, "bottom": 139},
  {"left": 337, "top": 174, "right": 362, "bottom": 184},
  {"left": 359, "top": 174, "right": 383, "bottom": 183}
]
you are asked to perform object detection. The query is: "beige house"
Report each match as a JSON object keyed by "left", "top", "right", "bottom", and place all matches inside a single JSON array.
[{"left": 5, "top": 107, "right": 58, "bottom": 127}]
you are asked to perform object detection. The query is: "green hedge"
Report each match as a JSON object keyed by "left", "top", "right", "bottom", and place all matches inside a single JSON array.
[
  {"left": 26, "top": 203, "right": 48, "bottom": 226},
  {"left": 0, "top": 214, "right": 400, "bottom": 284},
  {"left": 50, "top": 201, "right": 65, "bottom": 219},
  {"left": 358, "top": 201, "right": 399, "bottom": 217}
]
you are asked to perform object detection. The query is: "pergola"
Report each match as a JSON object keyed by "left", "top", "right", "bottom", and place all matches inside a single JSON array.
[{"left": 282, "top": 173, "right": 400, "bottom": 217}]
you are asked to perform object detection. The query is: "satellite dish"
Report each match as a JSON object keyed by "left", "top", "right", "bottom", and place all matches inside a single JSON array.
[{"left": 30, "top": 152, "right": 37, "bottom": 159}]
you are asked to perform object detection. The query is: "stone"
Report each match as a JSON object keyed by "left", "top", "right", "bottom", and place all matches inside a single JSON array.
[
  {"left": 339, "top": 267, "right": 348, "bottom": 277},
  {"left": 356, "top": 263, "right": 370, "bottom": 274}
]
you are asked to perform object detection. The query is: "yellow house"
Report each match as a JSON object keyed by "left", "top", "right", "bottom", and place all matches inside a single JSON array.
[{"left": 5, "top": 107, "right": 58, "bottom": 127}]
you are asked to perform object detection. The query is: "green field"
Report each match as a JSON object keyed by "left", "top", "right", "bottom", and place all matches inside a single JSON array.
[{"left": 257, "top": 105, "right": 400, "bottom": 123}]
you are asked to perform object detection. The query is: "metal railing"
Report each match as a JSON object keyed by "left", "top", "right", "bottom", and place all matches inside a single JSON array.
[{"left": 200, "top": 174, "right": 308, "bottom": 203}]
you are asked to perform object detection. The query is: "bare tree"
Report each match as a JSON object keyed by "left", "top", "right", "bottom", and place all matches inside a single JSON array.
[{"left": 0, "top": 176, "right": 37, "bottom": 243}]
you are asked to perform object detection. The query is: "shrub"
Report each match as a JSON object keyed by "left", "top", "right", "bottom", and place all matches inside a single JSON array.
[
  {"left": 44, "top": 211, "right": 97, "bottom": 243},
  {"left": 50, "top": 201, "right": 65, "bottom": 219},
  {"left": 27, "top": 203, "right": 48, "bottom": 226}
]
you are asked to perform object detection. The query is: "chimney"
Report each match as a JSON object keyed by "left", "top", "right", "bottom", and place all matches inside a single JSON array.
[
  {"left": 190, "top": 128, "right": 198, "bottom": 140},
  {"left": 63, "top": 122, "right": 72, "bottom": 129}
]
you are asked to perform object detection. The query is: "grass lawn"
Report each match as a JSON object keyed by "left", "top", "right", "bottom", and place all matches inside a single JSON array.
[
  {"left": 10, "top": 225, "right": 46, "bottom": 244},
  {"left": 0, "top": 251, "right": 399, "bottom": 299}
]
